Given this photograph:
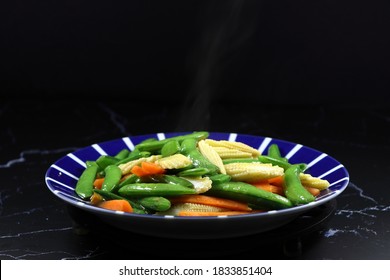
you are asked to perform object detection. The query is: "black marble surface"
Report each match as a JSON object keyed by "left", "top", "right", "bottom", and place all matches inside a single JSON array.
[{"left": 1, "top": 98, "right": 390, "bottom": 260}]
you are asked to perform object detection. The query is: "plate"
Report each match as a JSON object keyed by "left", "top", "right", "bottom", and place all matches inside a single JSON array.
[{"left": 45, "top": 132, "right": 350, "bottom": 239}]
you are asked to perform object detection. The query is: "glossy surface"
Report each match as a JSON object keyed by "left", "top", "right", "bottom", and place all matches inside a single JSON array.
[{"left": 45, "top": 132, "right": 349, "bottom": 238}]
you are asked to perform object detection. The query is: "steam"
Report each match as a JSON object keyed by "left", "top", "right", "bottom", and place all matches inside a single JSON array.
[{"left": 175, "top": 0, "right": 257, "bottom": 132}]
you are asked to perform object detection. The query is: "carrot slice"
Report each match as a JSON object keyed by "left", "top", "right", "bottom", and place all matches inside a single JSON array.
[
  {"left": 304, "top": 186, "right": 321, "bottom": 196},
  {"left": 251, "top": 182, "right": 284, "bottom": 196},
  {"left": 93, "top": 177, "right": 105, "bottom": 189},
  {"left": 169, "top": 194, "right": 252, "bottom": 211},
  {"left": 178, "top": 211, "right": 252, "bottom": 216},
  {"left": 141, "top": 161, "right": 165, "bottom": 175},
  {"left": 130, "top": 165, "right": 148, "bottom": 177},
  {"left": 267, "top": 175, "right": 284, "bottom": 187},
  {"left": 98, "top": 199, "right": 133, "bottom": 213}
]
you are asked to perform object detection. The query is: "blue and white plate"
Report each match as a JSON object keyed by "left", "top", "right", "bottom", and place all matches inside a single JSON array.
[{"left": 45, "top": 132, "right": 349, "bottom": 239}]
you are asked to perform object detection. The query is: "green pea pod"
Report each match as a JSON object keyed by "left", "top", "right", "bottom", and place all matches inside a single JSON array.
[
  {"left": 208, "top": 173, "right": 231, "bottom": 184},
  {"left": 283, "top": 165, "right": 315, "bottom": 205},
  {"left": 177, "top": 167, "right": 210, "bottom": 177},
  {"left": 267, "top": 144, "right": 287, "bottom": 161},
  {"left": 258, "top": 155, "right": 307, "bottom": 172},
  {"left": 75, "top": 161, "right": 99, "bottom": 200},
  {"left": 135, "top": 131, "right": 209, "bottom": 153},
  {"left": 205, "top": 181, "right": 293, "bottom": 210},
  {"left": 93, "top": 189, "right": 147, "bottom": 214},
  {"left": 161, "top": 140, "right": 180, "bottom": 157},
  {"left": 114, "top": 149, "right": 130, "bottom": 160},
  {"left": 118, "top": 183, "right": 197, "bottom": 197},
  {"left": 115, "top": 149, "right": 150, "bottom": 165},
  {"left": 135, "top": 196, "right": 171, "bottom": 212},
  {"left": 162, "top": 175, "right": 194, "bottom": 188},
  {"left": 95, "top": 155, "right": 119, "bottom": 171},
  {"left": 181, "top": 138, "right": 219, "bottom": 175},
  {"left": 101, "top": 165, "right": 122, "bottom": 192}
]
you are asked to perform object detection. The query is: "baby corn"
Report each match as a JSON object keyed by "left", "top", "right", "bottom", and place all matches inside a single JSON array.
[
  {"left": 155, "top": 153, "right": 192, "bottom": 169},
  {"left": 300, "top": 173, "right": 330, "bottom": 190},
  {"left": 197, "top": 140, "right": 226, "bottom": 174},
  {"left": 224, "top": 162, "right": 284, "bottom": 182},
  {"left": 205, "top": 139, "right": 260, "bottom": 157}
]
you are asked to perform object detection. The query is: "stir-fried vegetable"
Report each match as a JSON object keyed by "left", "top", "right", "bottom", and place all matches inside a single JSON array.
[{"left": 74, "top": 131, "right": 330, "bottom": 216}]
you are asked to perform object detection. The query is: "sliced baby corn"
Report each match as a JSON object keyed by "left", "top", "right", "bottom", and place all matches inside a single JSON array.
[
  {"left": 205, "top": 139, "right": 260, "bottom": 157},
  {"left": 197, "top": 140, "right": 226, "bottom": 174},
  {"left": 155, "top": 153, "right": 192, "bottom": 169},
  {"left": 300, "top": 173, "right": 330, "bottom": 190},
  {"left": 156, "top": 202, "right": 229, "bottom": 216},
  {"left": 118, "top": 155, "right": 162, "bottom": 175},
  {"left": 224, "top": 162, "right": 284, "bottom": 183},
  {"left": 212, "top": 147, "right": 253, "bottom": 159}
]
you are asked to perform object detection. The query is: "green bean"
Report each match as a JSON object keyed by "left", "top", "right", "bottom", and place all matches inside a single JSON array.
[
  {"left": 101, "top": 165, "right": 122, "bottom": 192},
  {"left": 118, "top": 183, "right": 197, "bottom": 197},
  {"left": 283, "top": 165, "right": 315, "bottom": 205},
  {"left": 75, "top": 161, "right": 99, "bottom": 200},
  {"left": 205, "top": 181, "right": 293, "bottom": 210}
]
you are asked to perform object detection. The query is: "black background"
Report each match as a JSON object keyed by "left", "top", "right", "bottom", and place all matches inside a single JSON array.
[{"left": 1, "top": 0, "right": 389, "bottom": 105}]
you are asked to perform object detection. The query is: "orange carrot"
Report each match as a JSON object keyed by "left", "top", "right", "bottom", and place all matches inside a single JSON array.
[
  {"left": 130, "top": 162, "right": 165, "bottom": 177},
  {"left": 267, "top": 175, "right": 284, "bottom": 187},
  {"left": 130, "top": 165, "right": 148, "bottom": 177},
  {"left": 169, "top": 194, "right": 252, "bottom": 211},
  {"left": 251, "top": 182, "right": 284, "bottom": 196},
  {"left": 98, "top": 199, "right": 133, "bottom": 213},
  {"left": 93, "top": 177, "right": 105, "bottom": 189},
  {"left": 178, "top": 210, "right": 253, "bottom": 216},
  {"left": 304, "top": 186, "right": 321, "bottom": 196},
  {"left": 140, "top": 162, "right": 165, "bottom": 175}
]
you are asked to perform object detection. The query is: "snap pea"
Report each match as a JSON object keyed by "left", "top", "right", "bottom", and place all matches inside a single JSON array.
[
  {"left": 180, "top": 138, "right": 219, "bottom": 175},
  {"left": 258, "top": 155, "right": 307, "bottom": 172},
  {"left": 115, "top": 149, "right": 150, "bottom": 165},
  {"left": 75, "top": 161, "right": 99, "bottom": 200},
  {"left": 177, "top": 167, "right": 210, "bottom": 177},
  {"left": 95, "top": 155, "right": 119, "bottom": 171},
  {"left": 93, "top": 189, "right": 147, "bottom": 214},
  {"left": 208, "top": 173, "right": 231, "bottom": 184},
  {"left": 118, "top": 174, "right": 139, "bottom": 189},
  {"left": 135, "top": 196, "right": 171, "bottom": 212},
  {"left": 283, "top": 165, "right": 315, "bottom": 205},
  {"left": 101, "top": 165, "right": 122, "bottom": 192},
  {"left": 205, "top": 181, "right": 293, "bottom": 210},
  {"left": 267, "top": 144, "right": 287, "bottom": 161},
  {"left": 161, "top": 140, "right": 180, "bottom": 157},
  {"left": 135, "top": 131, "right": 209, "bottom": 153},
  {"left": 114, "top": 148, "right": 130, "bottom": 160},
  {"left": 118, "top": 183, "right": 197, "bottom": 197},
  {"left": 138, "top": 174, "right": 194, "bottom": 188}
]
